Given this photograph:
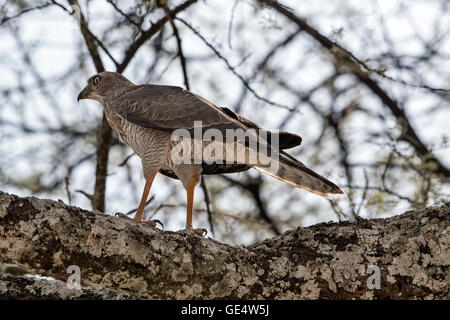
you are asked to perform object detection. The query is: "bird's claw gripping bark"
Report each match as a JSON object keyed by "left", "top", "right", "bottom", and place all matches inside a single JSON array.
[
  {"left": 115, "top": 212, "right": 129, "bottom": 218},
  {"left": 192, "top": 228, "right": 207, "bottom": 237},
  {"left": 178, "top": 228, "right": 207, "bottom": 237},
  {"left": 143, "top": 219, "right": 164, "bottom": 229},
  {"left": 115, "top": 212, "right": 163, "bottom": 229}
]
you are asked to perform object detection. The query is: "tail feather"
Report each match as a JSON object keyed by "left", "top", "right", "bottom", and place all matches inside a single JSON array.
[{"left": 253, "top": 152, "right": 343, "bottom": 198}]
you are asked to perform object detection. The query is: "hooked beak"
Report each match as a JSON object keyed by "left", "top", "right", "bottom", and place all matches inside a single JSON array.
[{"left": 77, "top": 85, "right": 93, "bottom": 102}]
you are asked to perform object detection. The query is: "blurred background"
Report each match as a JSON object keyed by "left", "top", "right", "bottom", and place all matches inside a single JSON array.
[{"left": 0, "top": 0, "right": 449, "bottom": 244}]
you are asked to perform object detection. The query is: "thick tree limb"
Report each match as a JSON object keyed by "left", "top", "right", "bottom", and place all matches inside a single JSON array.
[
  {"left": 0, "top": 191, "right": 448, "bottom": 299},
  {"left": 0, "top": 274, "right": 134, "bottom": 299}
]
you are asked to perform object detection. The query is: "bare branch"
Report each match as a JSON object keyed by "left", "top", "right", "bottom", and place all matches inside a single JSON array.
[
  {"left": 176, "top": 17, "right": 300, "bottom": 114},
  {"left": 257, "top": 0, "right": 450, "bottom": 179},
  {"left": 0, "top": 2, "right": 53, "bottom": 25}
]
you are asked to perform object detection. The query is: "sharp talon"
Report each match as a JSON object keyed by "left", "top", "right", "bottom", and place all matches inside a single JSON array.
[
  {"left": 142, "top": 219, "right": 163, "bottom": 228},
  {"left": 192, "top": 228, "right": 207, "bottom": 237},
  {"left": 153, "top": 219, "right": 164, "bottom": 229},
  {"left": 115, "top": 212, "right": 131, "bottom": 219}
]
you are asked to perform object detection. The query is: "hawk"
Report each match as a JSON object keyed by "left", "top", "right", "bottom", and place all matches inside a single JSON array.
[{"left": 78, "top": 72, "right": 342, "bottom": 234}]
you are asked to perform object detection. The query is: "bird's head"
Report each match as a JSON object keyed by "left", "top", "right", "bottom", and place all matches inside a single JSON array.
[{"left": 77, "top": 71, "right": 133, "bottom": 103}]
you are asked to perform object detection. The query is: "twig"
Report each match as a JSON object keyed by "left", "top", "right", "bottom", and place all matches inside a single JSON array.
[
  {"left": 119, "top": 153, "right": 136, "bottom": 167},
  {"left": 126, "top": 195, "right": 155, "bottom": 215},
  {"left": 106, "top": 0, "right": 144, "bottom": 34},
  {"left": 162, "top": 4, "right": 190, "bottom": 90},
  {"left": 75, "top": 189, "right": 93, "bottom": 201},
  {"left": 356, "top": 169, "right": 369, "bottom": 216},
  {"left": 117, "top": 0, "right": 198, "bottom": 73},
  {"left": 0, "top": 2, "right": 53, "bottom": 25},
  {"left": 64, "top": 176, "right": 72, "bottom": 205},
  {"left": 176, "top": 17, "right": 299, "bottom": 114},
  {"left": 227, "top": 0, "right": 240, "bottom": 49},
  {"left": 221, "top": 175, "right": 281, "bottom": 235},
  {"left": 52, "top": 0, "right": 119, "bottom": 69},
  {"left": 200, "top": 177, "right": 214, "bottom": 235}
]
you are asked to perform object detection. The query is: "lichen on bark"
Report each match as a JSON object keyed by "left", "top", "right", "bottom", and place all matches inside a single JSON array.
[{"left": 0, "top": 191, "right": 448, "bottom": 299}]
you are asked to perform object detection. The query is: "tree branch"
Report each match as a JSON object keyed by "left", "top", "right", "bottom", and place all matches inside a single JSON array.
[
  {"left": 257, "top": 0, "right": 450, "bottom": 179},
  {"left": 0, "top": 2, "right": 53, "bottom": 25},
  {"left": 117, "top": 0, "right": 197, "bottom": 74},
  {"left": 162, "top": 3, "right": 190, "bottom": 90},
  {"left": 176, "top": 17, "right": 300, "bottom": 113},
  {"left": 2, "top": 192, "right": 447, "bottom": 299},
  {"left": 0, "top": 273, "right": 135, "bottom": 299}
]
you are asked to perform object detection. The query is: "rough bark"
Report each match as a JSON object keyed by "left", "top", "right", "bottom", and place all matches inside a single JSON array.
[
  {"left": 0, "top": 273, "right": 134, "bottom": 300},
  {"left": 0, "top": 191, "right": 448, "bottom": 299}
]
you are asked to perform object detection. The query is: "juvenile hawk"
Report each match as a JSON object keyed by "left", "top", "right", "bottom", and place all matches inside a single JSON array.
[{"left": 78, "top": 72, "right": 342, "bottom": 234}]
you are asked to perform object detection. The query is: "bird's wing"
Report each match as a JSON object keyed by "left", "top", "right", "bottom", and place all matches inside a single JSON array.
[
  {"left": 114, "top": 85, "right": 302, "bottom": 149},
  {"left": 220, "top": 106, "right": 302, "bottom": 149},
  {"left": 159, "top": 163, "right": 251, "bottom": 180},
  {"left": 113, "top": 85, "right": 245, "bottom": 133}
]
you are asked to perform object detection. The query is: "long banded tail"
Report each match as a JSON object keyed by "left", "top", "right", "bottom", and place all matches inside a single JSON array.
[{"left": 253, "top": 152, "right": 343, "bottom": 198}]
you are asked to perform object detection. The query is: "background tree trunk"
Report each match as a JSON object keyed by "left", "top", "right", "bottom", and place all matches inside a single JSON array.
[{"left": 0, "top": 191, "right": 448, "bottom": 299}]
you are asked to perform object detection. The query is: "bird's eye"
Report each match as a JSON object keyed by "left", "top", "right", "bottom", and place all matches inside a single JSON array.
[{"left": 93, "top": 76, "right": 100, "bottom": 85}]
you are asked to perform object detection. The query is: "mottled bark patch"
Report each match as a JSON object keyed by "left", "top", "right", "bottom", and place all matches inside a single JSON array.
[{"left": 0, "top": 192, "right": 448, "bottom": 299}]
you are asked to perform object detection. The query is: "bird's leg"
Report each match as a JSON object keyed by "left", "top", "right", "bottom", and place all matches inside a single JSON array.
[
  {"left": 185, "top": 177, "right": 195, "bottom": 230},
  {"left": 185, "top": 177, "right": 207, "bottom": 236},
  {"left": 134, "top": 173, "right": 155, "bottom": 221},
  {"left": 116, "top": 172, "right": 162, "bottom": 227}
]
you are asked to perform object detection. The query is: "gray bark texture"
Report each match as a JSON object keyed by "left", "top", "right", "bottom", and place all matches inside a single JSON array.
[
  {"left": 0, "top": 191, "right": 448, "bottom": 299},
  {"left": 0, "top": 273, "right": 134, "bottom": 299}
]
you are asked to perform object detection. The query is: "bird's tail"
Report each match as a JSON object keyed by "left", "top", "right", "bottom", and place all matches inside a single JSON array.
[{"left": 253, "top": 152, "right": 343, "bottom": 198}]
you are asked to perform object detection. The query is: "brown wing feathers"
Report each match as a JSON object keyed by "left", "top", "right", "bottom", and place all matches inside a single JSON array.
[
  {"left": 115, "top": 83, "right": 341, "bottom": 195},
  {"left": 219, "top": 107, "right": 302, "bottom": 150}
]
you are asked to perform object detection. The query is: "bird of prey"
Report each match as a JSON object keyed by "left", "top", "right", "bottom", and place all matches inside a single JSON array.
[{"left": 78, "top": 72, "right": 343, "bottom": 234}]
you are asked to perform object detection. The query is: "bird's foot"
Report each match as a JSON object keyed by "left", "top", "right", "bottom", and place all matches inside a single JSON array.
[
  {"left": 177, "top": 228, "right": 207, "bottom": 237},
  {"left": 144, "top": 219, "right": 164, "bottom": 229},
  {"left": 188, "top": 228, "right": 207, "bottom": 237},
  {"left": 115, "top": 212, "right": 132, "bottom": 220},
  {"left": 114, "top": 212, "right": 163, "bottom": 229}
]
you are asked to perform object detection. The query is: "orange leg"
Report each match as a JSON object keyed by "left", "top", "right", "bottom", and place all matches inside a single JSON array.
[
  {"left": 116, "top": 172, "right": 162, "bottom": 227},
  {"left": 184, "top": 177, "right": 206, "bottom": 236},
  {"left": 134, "top": 173, "right": 156, "bottom": 221},
  {"left": 185, "top": 177, "right": 196, "bottom": 230}
]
